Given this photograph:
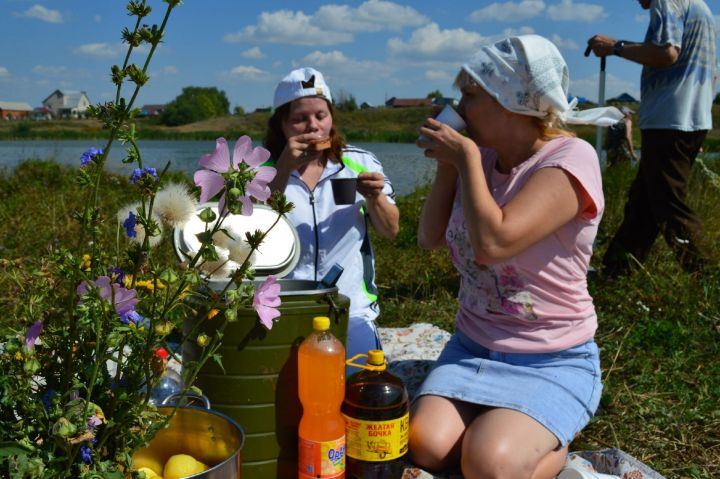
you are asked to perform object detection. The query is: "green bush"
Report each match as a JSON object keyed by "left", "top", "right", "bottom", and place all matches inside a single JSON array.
[{"left": 159, "top": 86, "right": 230, "bottom": 126}]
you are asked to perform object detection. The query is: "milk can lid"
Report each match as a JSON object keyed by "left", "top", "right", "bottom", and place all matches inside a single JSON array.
[{"left": 172, "top": 202, "right": 300, "bottom": 282}]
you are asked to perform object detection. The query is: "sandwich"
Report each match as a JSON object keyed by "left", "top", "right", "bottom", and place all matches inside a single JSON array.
[{"left": 308, "top": 137, "right": 332, "bottom": 151}]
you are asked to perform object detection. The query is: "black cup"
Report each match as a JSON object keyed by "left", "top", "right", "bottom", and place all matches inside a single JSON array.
[{"left": 331, "top": 178, "right": 357, "bottom": 205}]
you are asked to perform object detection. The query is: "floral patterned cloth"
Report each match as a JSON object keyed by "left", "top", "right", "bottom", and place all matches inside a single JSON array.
[{"left": 378, "top": 324, "right": 664, "bottom": 479}]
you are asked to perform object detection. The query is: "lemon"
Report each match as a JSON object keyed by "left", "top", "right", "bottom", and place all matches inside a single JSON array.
[
  {"left": 133, "top": 452, "right": 165, "bottom": 478},
  {"left": 137, "top": 466, "right": 162, "bottom": 478},
  {"left": 163, "top": 454, "right": 206, "bottom": 479}
]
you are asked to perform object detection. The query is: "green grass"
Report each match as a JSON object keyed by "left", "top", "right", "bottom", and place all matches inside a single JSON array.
[
  {"left": 1, "top": 157, "right": 719, "bottom": 477},
  {"left": 3, "top": 104, "right": 719, "bottom": 150}
]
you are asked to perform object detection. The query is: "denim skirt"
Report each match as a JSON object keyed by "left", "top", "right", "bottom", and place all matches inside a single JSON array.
[{"left": 416, "top": 329, "right": 602, "bottom": 446}]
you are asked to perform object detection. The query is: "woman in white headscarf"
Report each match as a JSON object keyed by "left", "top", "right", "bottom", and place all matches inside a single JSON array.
[{"left": 409, "top": 35, "right": 621, "bottom": 479}]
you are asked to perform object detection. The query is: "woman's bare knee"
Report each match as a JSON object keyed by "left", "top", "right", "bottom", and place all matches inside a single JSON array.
[{"left": 409, "top": 396, "right": 468, "bottom": 471}]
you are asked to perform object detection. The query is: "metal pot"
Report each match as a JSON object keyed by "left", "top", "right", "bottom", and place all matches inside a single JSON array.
[{"left": 133, "top": 395, "right": 245, "bottom": 478}]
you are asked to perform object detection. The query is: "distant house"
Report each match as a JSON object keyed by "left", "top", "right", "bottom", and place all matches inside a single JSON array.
[
  {"left": 0, "top": 101, "right": 33, "bottom": 120},
  {"left": 32, "top": 106, "right": 53, "bottom": 121},
  {"left": 385, "top": 97, "right": 432, "bottom": 108},
  {"left": 431, "top": 97, "right": 458, "bottom": 107},
  {"left": 360, "top": 102, "right": 375, "bottom": 109},
  {"left": 140, "top": 104, "right": 165, "bottom": 117},
  {"left": 42, "top": 90, "right": 91, "bottom": 119},
  {"left": 608, "top": 92, "right": 638, "bottom": 103}
]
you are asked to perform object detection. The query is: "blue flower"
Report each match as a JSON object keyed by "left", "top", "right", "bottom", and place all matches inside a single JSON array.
[
  {"left": 41, "top": 389, "right": 56, "bottom": 409},
  {"left": 119, "top": 309, "right": 142, "bottom": 325},
  {"left": 80, "top": 444, "right": 92, "bottom": 464},
  {"left": 80, "top": 147, "right": 103, "bottom": 167},
  {"left": 123, "top": 211, "right": 137, "bottom": 238},
  {"left": 107, "top": 266, "right": 126, "bottom": 285},
  {"left": 130, "top": 167, "right": 158, "bottom": 184}
]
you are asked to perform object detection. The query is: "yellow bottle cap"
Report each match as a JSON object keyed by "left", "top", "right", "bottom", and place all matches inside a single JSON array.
[
  {"left": 313, "top": 316, "right": 330, "bottom": 331},
  {"left": 368, "top": 349, "right": 385, "bottom": 366}
]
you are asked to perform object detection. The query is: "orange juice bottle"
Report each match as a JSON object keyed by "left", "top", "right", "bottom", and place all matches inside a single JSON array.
[{"left": 298, "top": 316, "right": 346, "bottom": 479}]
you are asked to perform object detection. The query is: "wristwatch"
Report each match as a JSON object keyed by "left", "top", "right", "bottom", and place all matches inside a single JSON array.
[{"left": 613, "top": 40, "right": 626, "bottom": 56}]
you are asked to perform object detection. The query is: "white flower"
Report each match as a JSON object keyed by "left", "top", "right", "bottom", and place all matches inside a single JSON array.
[
  {"left": 154, "top": 183, "right": 198, "bottom": 227},
  {"left": 117, "top": 203, "right": 163, "bottom": 248},
  {"left": 198, "top": 251, "right": 233, "bottom": 279},
  {"left": 227, "top": 236, "right": 256, "bottom": 266}
]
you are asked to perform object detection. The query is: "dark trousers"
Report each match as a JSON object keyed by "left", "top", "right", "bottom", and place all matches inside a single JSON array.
[{"left": 602, "top": 129, "right": 707, "bottom": 275}]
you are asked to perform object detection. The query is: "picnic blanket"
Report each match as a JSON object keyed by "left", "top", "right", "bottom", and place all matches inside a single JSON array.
[{"left": 377, "top": 323, "right": 666, "bottom": 479}]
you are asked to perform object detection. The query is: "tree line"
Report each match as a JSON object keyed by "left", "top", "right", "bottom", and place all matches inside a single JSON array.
[{"left": 157, "top": 86, "right": 449, "bottom": 126}]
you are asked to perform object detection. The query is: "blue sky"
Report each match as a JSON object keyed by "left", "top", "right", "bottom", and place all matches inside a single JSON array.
[{"left": 1, "top": 0, "right": 718, "bottom": 112}]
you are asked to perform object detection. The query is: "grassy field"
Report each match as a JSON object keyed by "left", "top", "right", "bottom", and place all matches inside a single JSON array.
[
  {"left": 2, "top": 103, "right": 720, "bottom": 150},
  {"left": 1, "top": 152, "right": 719, "bottom": 477}
]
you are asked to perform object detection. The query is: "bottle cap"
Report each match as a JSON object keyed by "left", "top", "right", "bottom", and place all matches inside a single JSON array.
[
  {"left": 368, "top": 349, "right": 384, "bottom": 366},
  {"left": 313, "top": 316, "right": 330, "bottom": 331}
]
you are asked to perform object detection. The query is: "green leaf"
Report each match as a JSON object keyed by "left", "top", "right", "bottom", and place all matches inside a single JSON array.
[{"left": 0, "top": 441, "right": 33, "bottom": 458}]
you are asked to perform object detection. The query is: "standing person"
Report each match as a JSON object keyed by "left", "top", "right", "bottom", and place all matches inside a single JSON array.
[
  {"left": 409, "top": 35, "right": 622, "bottom": 479},
  {"left": 264, "top": 67, "right": 400, "bottom": 368},
  {"left": 587, "top": 0, "right": 716, "bottom": 277},
  {"left": 605, "top": 106, "right": 639, "bottom": 167}
]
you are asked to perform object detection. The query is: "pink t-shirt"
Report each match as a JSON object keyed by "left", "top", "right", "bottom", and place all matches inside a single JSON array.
[{"left": 448, "top": 136, "right": 603, "bottom": 353}]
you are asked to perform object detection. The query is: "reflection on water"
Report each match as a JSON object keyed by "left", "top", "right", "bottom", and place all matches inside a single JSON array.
[{"left": 0, "top": 140, "right": 435, "bottom": 197}]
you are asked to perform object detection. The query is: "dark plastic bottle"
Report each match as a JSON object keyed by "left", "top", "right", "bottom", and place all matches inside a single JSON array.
[{"left": 341, "top": 350, "right": 409, "bottom": 479}]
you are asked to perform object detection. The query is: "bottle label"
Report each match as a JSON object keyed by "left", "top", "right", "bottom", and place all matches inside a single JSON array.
[
  {"left": 343, "top": 412, "right": 409, "bottom": 462},
  {"left": 298, "top": 436, "right": 346, "bottom": 478}
]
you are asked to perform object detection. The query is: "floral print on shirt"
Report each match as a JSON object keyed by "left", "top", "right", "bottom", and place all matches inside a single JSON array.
[{"left": 446, "top": 198, "right": 537, "bottom": 322}]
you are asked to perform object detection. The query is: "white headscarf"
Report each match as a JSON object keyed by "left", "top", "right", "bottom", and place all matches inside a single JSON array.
[{"left": 462, "top": 34, "right": 623, "bottom": 127}]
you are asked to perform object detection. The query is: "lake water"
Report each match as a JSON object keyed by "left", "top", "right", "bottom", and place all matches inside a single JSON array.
[{"left": 0, "top": 139, "right": 436, "bottom": 197}]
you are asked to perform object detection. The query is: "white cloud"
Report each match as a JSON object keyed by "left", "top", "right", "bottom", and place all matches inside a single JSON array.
[
  {"left": 0, "top": 67, "right": 9, "bottom": 78},
  {"left": 242, "top": 47, "right": 265, "bottom": 59},
  {"left": 94, "top": 15, "right": 102, "bottom": 23},
  {"left": 225, "top": 1, "right": 427, "bottom": 46},
  {"left": 314, "top": 1, "right": 427, "bottom": 32},
  {"left": 155, "top": 65, "right": 178, "bottom": 75},
  {"left": 388, "top": 23, "right": 489, "bottom": 62},
  {"left": 547, "top": 0, "right": 606, "bottom": 22},
  {"left": 469, "top": 1, "right": 545, "bottom": 22},
  {"left": 425, "top": 69, "right": 453, "bottom": 82},
  {"left": 501, "top": 26, "right": 535, "bottom": 37},
  {"left": 32, "top": 65, "right": 68, "bottom": 75},
  {"left": 229, "top": 65, "right": 272, "bottom": 81},
  {"left": 224, "top": 10, "right": 352, "bottom": 46},
  {"left": 570, "top": 72, "right": 638, "bottom": 103},
  {"left": 74, "top": 43, "right": 121, "bottom": 58},
  {"left": 550, "top": 33, "right": 579, "bottom": 50},
  {"left": 298, "top": 50, "right": 392, "bottom": 77},
  {"left": 635, "top": 13, "right": 648, "bottom": 23},
  {"left": 16, "top": 4, "right": 63, "bottom": 23}
]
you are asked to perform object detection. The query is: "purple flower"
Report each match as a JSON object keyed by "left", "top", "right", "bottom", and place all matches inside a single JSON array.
[
  {"left": 193, "top": 136, "right": 275, "bottom": 215},
  {"left": 24, "top": 320, "right": 43, "bottom": 350},
  {"left": 130, "top": 167, "right": 158, "bottom": 184},
  {"left": 123, "top": 211, "right": 137, "bottom": 238},
  {"left": 87, "top": 414, "right": 103, "bottom": 431},
  {"left": 80, "top": 147, "right": 103, "bottom": 167},
  {"left": 253, "top": 275, "right": 281, "bottom": 329},
  {"left": 119, "top": 309, "right": 142, "bottom": 326},
  {"left": 76, "top": 276, "right": 138, "bottom": 321},
  {"left": 80, "top": 444, "right": 92, "bottom": 464}
]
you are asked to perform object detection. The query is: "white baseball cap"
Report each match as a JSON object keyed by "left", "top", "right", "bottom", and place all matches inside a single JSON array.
[{"left": 273, "top": 67, "right": 332, "bottom": 109}]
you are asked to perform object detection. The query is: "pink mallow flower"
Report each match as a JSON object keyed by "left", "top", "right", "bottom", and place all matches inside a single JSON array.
[
  {"left": 76, "top": 276, "right": 138, "bottom": 320},
  {"left": 253, "top": 275, "right": 281, "bottom": 330},
  {"left": 193, "top": 136, "right": 276, "bottom": 215}
]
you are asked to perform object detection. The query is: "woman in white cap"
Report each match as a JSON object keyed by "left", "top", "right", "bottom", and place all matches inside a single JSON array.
[
  {"left": 409, "top": 35, "right": 622, "bottom": 478},
  {"left": 265, "top": 67, "right": 400, "bottom": 370}
]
